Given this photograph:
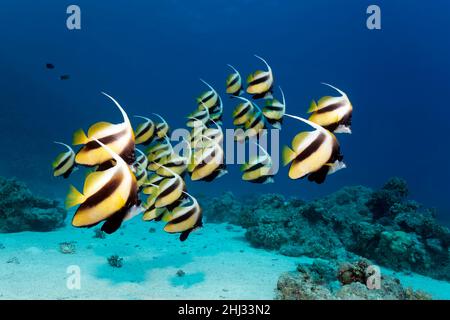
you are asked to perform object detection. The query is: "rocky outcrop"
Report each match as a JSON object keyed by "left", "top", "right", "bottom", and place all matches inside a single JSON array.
[
  {"left": 0, "top": 177, "right": 67, "bottom": 232},
  {"left": 276, "top": 259, "right": 431, "bottom": 300},
  {"left": 202, "top": 178, "right": 450, "bottom": 281}
]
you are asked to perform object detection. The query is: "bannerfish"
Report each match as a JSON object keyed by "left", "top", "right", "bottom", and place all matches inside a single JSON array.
[
  {"left": 308, "top": 83, "right": 353, "bottom": 134},
  {"left": 263, "top": 86, "right": 286, "bottom": 129},
  {"left": 208, "top": 95, "right": 223, "bottom": 123},
  {"left": 147, "top": 139, "right": 174, "bottom": 171},
  {"left": 197, "top": 79, "right": 219, "bottom": 110},
  {"left": 65, "top": 139, "right": 138, "bottom": 234},
  {"left": 134, "top": 116, "right": 155, "bottom": 145},
  {"left": 142, "top": 188, "right": 167, "bottom": 222},
  {"left": 46, "top": 63, "right": 55, "bottom": 69},
  {"left": 161, "top": 190, "right": 203, "bottom": 242},
  {"left": 133, "top": 149, "right": 148, "bottom": 172},
  {"left": 189, "top": 117, "right": 223, "bottom": 148},
  {"left": 153, "top": 113, "right": 170, "bottom": 139},
  {"left": 73, "top": 92, "right": 135, "bottom": 166},
  {"left": 241, "top": 142, "right": 274, "bottom": 184},
  {"left": 226, "top": 64, "right": 243, "bottom": 97},
  {"left": 189, "top": 136, "right": 227, "bottom": 181},
  {"left": 186, "top": 104, "right": 210, "bottom": 128},
  {"left": 282, "top": 114, "right": 345, "bottom": 184},
  {"left": 134, "top": 163, "right": 148, "bottom": 190},
  {"left": 142, "top": 173, "right": 165, "bottom": 195},
  {"left": 151, "top": 163, "right": 186, "bottom": 208},
  {"left": 52, "top": 141, "right": 76, "bottom": 178},
  {"left": 60, "top": 75, "right": 70, "bottom": 80},
  {"left": 246, "top": 55, "right": 273, "bottom": 99},
  {"left": 232, "top": 96, "right": 254, "bottom": 126}
]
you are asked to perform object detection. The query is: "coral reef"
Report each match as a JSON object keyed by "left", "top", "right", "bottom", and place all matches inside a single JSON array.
[
  {"left": 0, "top": 177, "right": 67, "bottom": 232},
  {"left": 59, "top": 241, "right": 76, "bottom": 254},
  {"left": 93, "top": 228, "right": 106, "bottom": 239},
  {"left": 107, "top": 255, "right": 123, "bottom": 268},
  {"left": 202, "top": 178, "right": 450, "bottom": 281},
  {"left": 276, "top": 259, "right": 432, "bottom": 300}
]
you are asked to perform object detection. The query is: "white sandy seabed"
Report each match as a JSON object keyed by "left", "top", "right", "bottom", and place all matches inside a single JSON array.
[{"left": 0, "top": 216, "right": 449, "bottom": 300}]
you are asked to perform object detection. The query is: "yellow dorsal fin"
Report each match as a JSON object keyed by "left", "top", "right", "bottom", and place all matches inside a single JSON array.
[
  {"left": 282, "top": 146, "right": 296, "bottom": 166},
  {"left": 83, "top": 170, "right": 110, "bottom": 196},
  {"left": 292, "top": 132, "right": 311, "bottom": 150},
  {"left": 317, "top": 96, "right": 334, "bottom": 108},
  {"left": 73, "top": 129, "right": 89, "bottom": 145},
  {"left": 65, "top": 185, "right": 86, "bottom": 209},
  {"left": 87, "top": 122, "right": 114, "bottom": 137}
]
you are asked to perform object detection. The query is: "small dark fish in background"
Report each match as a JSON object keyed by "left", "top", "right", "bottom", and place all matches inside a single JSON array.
[
  {"left": 46, "top": 63, "right": 55, "bottom": 69},
  {"left": 60, "top": 74, "right": 70, "bottom": 80}
]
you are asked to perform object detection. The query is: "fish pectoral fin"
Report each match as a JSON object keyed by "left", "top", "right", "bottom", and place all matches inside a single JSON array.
[
  {"left": 73, "top": 129, "right": 89, "bottom": 145},
  {"left": 65, "top": 185, "right": 86, "bottom": 209},
  {"left": 282, "top": 146, "right": 296, "bottom": 166}
]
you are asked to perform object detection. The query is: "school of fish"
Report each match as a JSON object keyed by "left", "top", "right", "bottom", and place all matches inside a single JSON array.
[{"left": 52, "top": 55, "right": 353, "bottom": 241}]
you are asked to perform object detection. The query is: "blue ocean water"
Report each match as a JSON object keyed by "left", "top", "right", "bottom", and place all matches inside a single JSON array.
[{"left": 0, "top": 0, "right": 449, "bottom": 224}]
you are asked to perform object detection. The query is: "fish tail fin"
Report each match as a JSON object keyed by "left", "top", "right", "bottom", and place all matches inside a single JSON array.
[
  {"left": 65, "top": 185, "right": 85, "bottom": 209},
  {"left": 73, "top": 129, "right": 88, "bottom": 145},
  {"left": 282, "top": 146, "right": 296, "bottom": 166}
]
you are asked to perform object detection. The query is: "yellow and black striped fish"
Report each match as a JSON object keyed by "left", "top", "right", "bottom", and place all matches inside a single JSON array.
[
  {"left": 73, "top": 92, "right": 135, "bottom": 166},
  {"left": 308, "top": 83, "right": 353, "bottom": 134},
  {"left": 134, "top": 163, "right": 148, "bottom": 190},
  {"left": 226, "top": 64, "right": 243, "bottom": 97},
  {"left": 208, "top": 95, "right": 223, "bottom": 124},
  {"left": 189, "top": 136, "right": 227, "bottom": 181},
  {"left": 134, "top": 116, "right": 155, "bottom": 145},
  {"left": 197, "top": 79, "right": 219, "bottom": 109},
  {"left": 282, "top": 114, "right": 345, "bottom": 184},
  {"left": 189, "top": 117, "right": 223, "bottom": 148},
  {"left": 142, "top": 172, "right": 165, "bottom": 195},
  {"left": 241, "top": 143, "right": 274, "bottom": 184},
  {"left": 232, "top": 96, "right": 254, "bottom": 126},
  {"left": 133, "top": 149, "right": 148, "bottom": 172},
  {"left": 52, "top": 142, "right": 76, "bottom": 178},
  {"left": 146, "top": 138, "right": 175, "bottom": 171},
  {"left": 153, "top": 172, "right": 185, "bottom": 208},
  {"left": 153, "top": 113, "right": 170, "bottom": 139},
  {"left": 246, "top": 55, "right": 274, "bottom": 99},
  {"left": 65, "top": 139, "right": 138, "bottom": 234},
  {"left": 161, "top": 190, "right": 203, "bottom": 241},
  {"left": 263, "top": 87, "right": 286, "bottom": 129},
  {"left": 142, "top": 188, "right": 167, "bottom": 222},
  {"left": 186, "top": 104, "right": 210, "bottom": 128}
]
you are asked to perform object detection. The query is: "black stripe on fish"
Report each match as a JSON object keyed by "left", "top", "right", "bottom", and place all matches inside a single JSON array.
[
  {"left": 235, "top": 104, "right": 252, "bottom": 118},
  {"left": 265, "top": 104, "right": 284, "bottom": 111},
  {"left": 200, "top": 92, "right": 215, "bottom": 104},
  {"left": 101, "top": 180, "right": 138, "bottom": 234},
  {"left": 243, "top": 161, "right": 267, "bottom": 173},
  {"left": 135, "top": 122, "right": 152, "bottom": 139},
  {"left": 248, "top": 74, "right": 270, "bottom": 86},
  {"left": 228, "top": 75, "right": 239, "bottom": 87},
  {"left": 294, "top": 133, "right": 326, "bottom": 163},
  {"left": 158, "top": 178, "right": 181, "bottom": 198},
  {"left": 119, "top": 139, "right": 136, "bottom": 165},
  {"left": 167, "top": 207, "right": 197, "bottom": 225},
  {"left": 315, "top": 102, "right": 344, "bottom": 114},
  {"left": 81, "top": 171, "right": 124, "bottom": 209},
  {"left": 54, "top": 154, "right": 72, "bottom": 171},
  {"left": 83, "top": 129, "right": 127, "bottom": 151}
]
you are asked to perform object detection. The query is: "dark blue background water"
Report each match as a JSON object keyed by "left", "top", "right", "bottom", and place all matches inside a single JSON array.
[{"left": 1, "top": 1, "right": 449, "bottom": 223}]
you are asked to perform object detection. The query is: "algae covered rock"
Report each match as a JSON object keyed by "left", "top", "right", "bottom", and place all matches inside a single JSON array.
[
  {"left": 0, "top": 176, "right": 67, "bottom": 232},
  {"left": 277, "top": 258, "right": 432, "bottom": 300}
]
